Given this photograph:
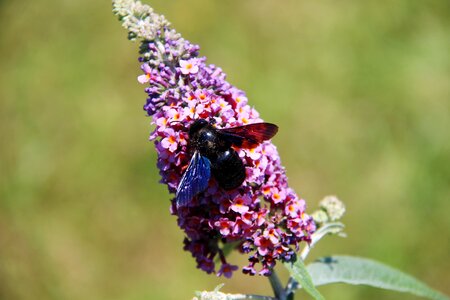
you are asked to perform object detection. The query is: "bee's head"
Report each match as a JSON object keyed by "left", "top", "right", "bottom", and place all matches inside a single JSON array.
[{"left": 188, "top": 119, "right": 209, "bottom": 138}]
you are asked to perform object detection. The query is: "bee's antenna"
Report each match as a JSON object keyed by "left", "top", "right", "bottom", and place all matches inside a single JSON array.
[
  {"left": 168, "top": 120, "right": 189, "bottom": 131},
  {"left": 169, "top": 120, "right": 182, "bottom": 125}
]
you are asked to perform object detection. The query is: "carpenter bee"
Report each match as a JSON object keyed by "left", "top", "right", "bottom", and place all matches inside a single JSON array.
[{"left": 176, "top": 119, "right": 278, "bottom": 207}]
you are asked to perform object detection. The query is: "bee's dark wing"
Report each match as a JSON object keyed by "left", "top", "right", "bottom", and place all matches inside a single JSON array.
[
  {"left": 218, "top": 123, "right": 278, "bottom": 148},
  {"left": 176, "top": 151, "right": 211, "bottom": 208}
]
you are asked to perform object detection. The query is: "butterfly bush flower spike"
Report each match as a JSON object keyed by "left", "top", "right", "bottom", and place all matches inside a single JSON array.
[{"left": 113, "top": 0, "right": 315, "bottom": 277}]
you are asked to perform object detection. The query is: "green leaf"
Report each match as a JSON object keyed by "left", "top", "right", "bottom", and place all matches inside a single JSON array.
[
  {"left": 306, "top": 255, "right": 449, "bottom": 300},
  {"left": 284, "top": 259, "right": 325, "bottom": 300}
]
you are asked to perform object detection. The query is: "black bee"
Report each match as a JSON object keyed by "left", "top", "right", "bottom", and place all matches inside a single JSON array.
[{"left": 176, "top": 119, "right": 278, "bottom": 207}]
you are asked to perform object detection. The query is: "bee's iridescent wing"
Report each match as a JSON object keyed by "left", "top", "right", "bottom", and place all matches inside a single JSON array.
[
  {"left": 218, "top": 123, "right": 278, "bottom": 148},
  {"left": 176, "top": 151, "right": 211, "bottom": 208}
]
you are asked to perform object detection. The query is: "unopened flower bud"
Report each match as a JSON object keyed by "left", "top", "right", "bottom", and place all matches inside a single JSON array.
[{"left": 320, "top": 195, "right": 345, "bottom": 221}]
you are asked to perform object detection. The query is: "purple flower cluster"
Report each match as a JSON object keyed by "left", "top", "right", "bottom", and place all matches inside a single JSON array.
[{"left": 116, "top": 0, "right": 315, "bottom": 277}]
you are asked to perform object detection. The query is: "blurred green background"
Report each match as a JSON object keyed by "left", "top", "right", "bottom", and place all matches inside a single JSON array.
[{"left": 0, "top": 0, "right": 449, "bottom": 299}]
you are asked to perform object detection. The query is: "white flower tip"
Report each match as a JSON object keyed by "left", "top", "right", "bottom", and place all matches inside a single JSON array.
[{"left": 137, "top": 74, "right": 149, "bottom": 84}]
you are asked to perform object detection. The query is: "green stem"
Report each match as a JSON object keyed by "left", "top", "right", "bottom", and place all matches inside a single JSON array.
[
  {"left": 224, "top": 295, "right": 275, "bottom": 299},
  {"left": 269, "top": 269, "right": 287, "bottom": 300},
  {"left": 301, "top": 222, "right": 345, "bottom": 260},
  {"left": 285, "top": 222, "right": 345, "bottom": 296},
  {"left": 241, "top": 295, "right": 276, "bottom": 300}
]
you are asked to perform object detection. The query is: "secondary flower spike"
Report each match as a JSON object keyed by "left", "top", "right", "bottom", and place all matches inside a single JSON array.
[{"left": 113, "top": 0, "right": 315, "bottom": 277}]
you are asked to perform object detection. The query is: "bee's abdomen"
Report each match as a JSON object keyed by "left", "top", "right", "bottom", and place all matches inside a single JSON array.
[{"left": 211, "top": 149, "right": 246, "bottom": 190}]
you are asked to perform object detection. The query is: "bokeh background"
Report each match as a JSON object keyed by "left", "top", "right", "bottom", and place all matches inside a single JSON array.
[{"left": 0, "top": 0, "right": 449, "bottom": 299}]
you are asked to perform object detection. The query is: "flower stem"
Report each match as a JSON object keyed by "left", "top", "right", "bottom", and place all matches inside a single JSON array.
[
  {"left": 238, "top": 295, "right": 276, "bottom": 300},
  {"left": 285, "top": 222, "right": 345, "bottom": 295},
  {"left": 268, "top": 269, "right": 287, "bottom": 300},
  {"left": 300, "top": 222, "right": 345, "bottom": 261}
]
